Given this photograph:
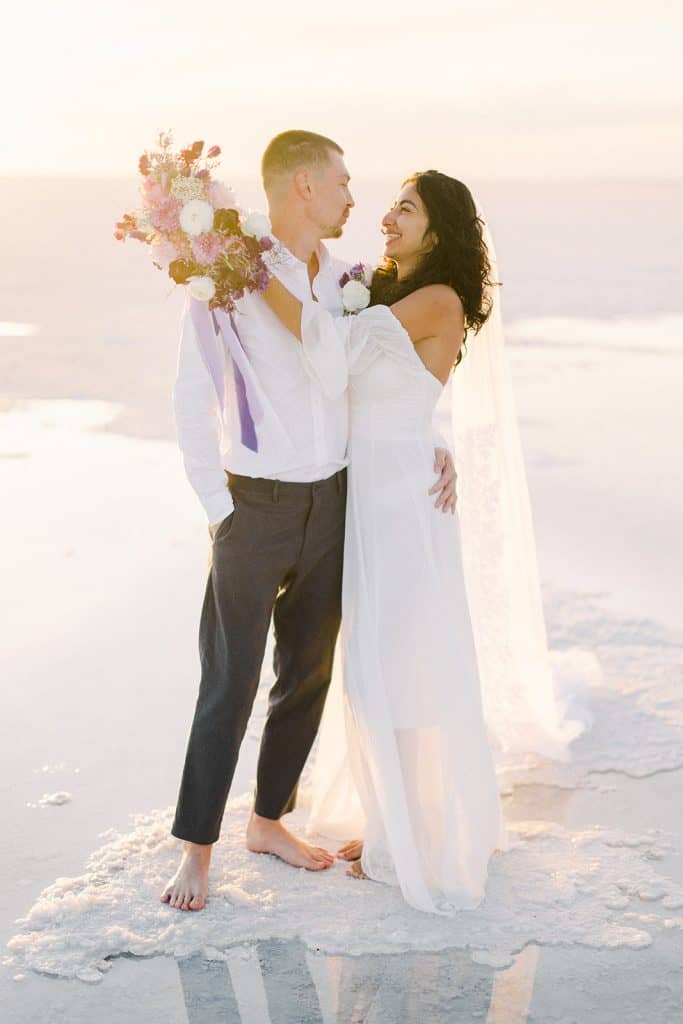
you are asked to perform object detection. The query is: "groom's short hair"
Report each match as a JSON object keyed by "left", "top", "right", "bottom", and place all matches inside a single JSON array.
[{"left": 262, "top": 130, "right": 344, "bottom": 191}]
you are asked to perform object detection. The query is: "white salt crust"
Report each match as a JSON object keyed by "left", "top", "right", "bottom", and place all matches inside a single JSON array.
[
  {"left": 34, "top": 792, "right": 73, "bottom": 808},
  {"left": 4, "top": 796, "right": 681, "bottom": 985},
  {"left": 5, "top": 588, "right": 682, "bottom": 984}
]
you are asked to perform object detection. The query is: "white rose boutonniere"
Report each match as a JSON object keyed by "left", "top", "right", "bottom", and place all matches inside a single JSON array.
[{"left": 340, "top": 262, "right": 372, "bottom": 316}]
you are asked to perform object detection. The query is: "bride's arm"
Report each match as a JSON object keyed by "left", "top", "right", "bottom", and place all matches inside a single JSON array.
[
  {"left": 261, "top": 275, "right": 351, "bottom": 399},
  {"left": 262, "top": 275, "right": 378, "bottom": 374},
  {"left": 261, "top": 276, "right": 307, "bottom": 341},
  {"left": 260, "top": 276, "right": 465, "bottom": 382}
]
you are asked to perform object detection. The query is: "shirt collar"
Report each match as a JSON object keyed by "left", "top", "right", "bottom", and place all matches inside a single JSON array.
[{"left": 273, "top": 237, "right": 332, "bottom": 277}]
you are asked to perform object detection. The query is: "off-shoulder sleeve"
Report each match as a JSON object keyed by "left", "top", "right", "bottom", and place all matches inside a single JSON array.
[
  {"left": 299, "top": 299, "right": 376, "bottom": 398},
  {"left": 347, "top": 304, "right": 425, "bottom": 374},
  {"left": 299, "top": 301, "right": 420, "bottom": 397}
]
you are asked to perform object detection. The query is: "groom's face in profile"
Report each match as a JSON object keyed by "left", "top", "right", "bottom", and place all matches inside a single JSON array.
[{"left": 309, "top": 149, "right": 355, "bottom": 239}]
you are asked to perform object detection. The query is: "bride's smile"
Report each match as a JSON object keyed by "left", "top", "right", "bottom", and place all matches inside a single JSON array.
[{"left": 381, "top": 184, "right": 438, "bottom": 278}]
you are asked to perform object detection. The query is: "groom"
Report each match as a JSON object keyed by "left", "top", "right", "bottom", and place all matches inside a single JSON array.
[{"left": 161, "top": 130, "right": 457, "bottom": 911}]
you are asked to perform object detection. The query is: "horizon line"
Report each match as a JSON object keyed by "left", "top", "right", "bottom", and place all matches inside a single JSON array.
[{"left": 1, "top": 171, "right": 682, "bottom": 185}]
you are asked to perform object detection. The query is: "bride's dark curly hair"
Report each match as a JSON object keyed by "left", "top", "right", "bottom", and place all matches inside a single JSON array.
[{"left": 370, "top": 170, "right": 497, "bottom": 367}]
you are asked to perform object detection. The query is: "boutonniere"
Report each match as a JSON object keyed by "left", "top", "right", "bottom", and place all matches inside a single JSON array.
[{"left": 339, "top": 262, "right": 372, "bottom": 316}]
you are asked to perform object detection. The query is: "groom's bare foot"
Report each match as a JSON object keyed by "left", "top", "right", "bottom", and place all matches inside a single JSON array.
[
  {"left": 337, "top": 838, "right": 363, "bottom": 861},
  {"left": 246, "top": 812, "right": 334, "bottom": 870},
  {"left": 160, "top": 840, "right": 211, "bottom": 911}
]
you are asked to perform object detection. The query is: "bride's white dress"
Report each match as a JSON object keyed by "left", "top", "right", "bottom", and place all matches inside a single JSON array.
[{"left": 300, "top": 303, "right": 507, "bottom": 914}]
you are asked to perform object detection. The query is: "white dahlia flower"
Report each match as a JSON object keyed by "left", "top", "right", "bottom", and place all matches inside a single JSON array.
[
  {"left": 180, "top": 199, "right": 215, "bottom": 237},
  {"left": 188, "top": 276, "right": 216, "bottom": 301},
  {"left": 242, "top": 210, "right": 272, "bottom": 239}
]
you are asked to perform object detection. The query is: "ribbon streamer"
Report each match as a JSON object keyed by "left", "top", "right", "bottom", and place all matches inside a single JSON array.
[{"left": 189, "top": 298, "right": 259, "bottom": 452}]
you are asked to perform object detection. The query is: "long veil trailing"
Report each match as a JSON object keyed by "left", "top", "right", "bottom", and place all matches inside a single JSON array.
[{"left": 307, "top": 203, "right": 596, "bottom": 840}]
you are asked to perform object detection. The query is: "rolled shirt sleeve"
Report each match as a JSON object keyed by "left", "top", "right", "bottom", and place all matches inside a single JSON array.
[{"left": 173, "top": 305, "right": 235, "bottom": 525}]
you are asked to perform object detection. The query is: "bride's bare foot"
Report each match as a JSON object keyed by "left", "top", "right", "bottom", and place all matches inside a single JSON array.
[
  {"left": 160, "top": 840, "right": 211, "bottom": 911},
  {"left": 246, "top": 812, "right": 334, "bottom": 871},
  {"left": 337, "top": 838, "right": 363, "bottom": 861},
  {"left": 346, "top": 858, "right": 368, "bottom": 880}
]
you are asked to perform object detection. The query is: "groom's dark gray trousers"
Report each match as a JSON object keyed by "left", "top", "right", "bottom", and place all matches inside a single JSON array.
[{"left": 171, "top": 468, "right": 346, "bottom": 845}]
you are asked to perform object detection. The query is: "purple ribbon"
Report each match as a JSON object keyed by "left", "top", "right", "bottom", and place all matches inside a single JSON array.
[
  {"left": 226, "top": 312, "right": 257, "bottom": 452},
  {"left": 189, "top": 298, "right": 259, "bottom": 452}
]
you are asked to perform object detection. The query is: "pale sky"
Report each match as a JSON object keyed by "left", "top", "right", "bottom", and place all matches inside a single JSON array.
[{"left": 2, "top": 0, "right": 682, "bottom": 179}]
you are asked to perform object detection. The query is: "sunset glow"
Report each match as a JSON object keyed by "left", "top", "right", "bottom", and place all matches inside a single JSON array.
[{"left": 2, "top": 0, "right": 682, "bottom": 179}]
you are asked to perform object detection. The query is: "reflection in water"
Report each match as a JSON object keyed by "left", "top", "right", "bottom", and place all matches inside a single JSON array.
[
  {"left": 176, "top": 955, "right": 241, "bottom": 1019},
  {"left": 177, "top": 940, "right": 540, "bottom": 1023},
  {"left": 487, "top": 945, "right": 540, "bottom": 1024}
]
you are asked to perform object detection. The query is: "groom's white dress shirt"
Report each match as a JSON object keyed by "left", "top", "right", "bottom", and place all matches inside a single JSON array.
[{"left": 173, "top": 241, "right": 350, "bottom": 526}]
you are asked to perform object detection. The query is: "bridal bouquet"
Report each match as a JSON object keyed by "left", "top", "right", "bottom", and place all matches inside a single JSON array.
[{"left": 114, "top": 131, "right": 273, "bottom": 312}]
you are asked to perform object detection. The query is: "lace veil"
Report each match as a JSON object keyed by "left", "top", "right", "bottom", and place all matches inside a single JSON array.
[{"left": 448, "top": 205, "right": 593, "bottom": 760}]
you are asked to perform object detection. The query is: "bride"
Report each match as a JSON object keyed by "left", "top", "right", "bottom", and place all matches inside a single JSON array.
[{"left": 262, "top": 170, "right": 587, "bottom": 914}]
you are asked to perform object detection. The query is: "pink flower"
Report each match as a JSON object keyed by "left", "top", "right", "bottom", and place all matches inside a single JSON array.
[
  {"left": 140, "top": 178, "right": 165, "bottom": 208},
  {"left": 150, "top": 196, "right": 182, "bottom": 232},
  {"left": 191, "top": 232, "right": 225, "bottom": 266},
  {"left": 150, "top": 236, "right": 179, "bottom": 270},
  {"left": 207, "top": 180, "right": 237, "bottom": 210},
  {"left": 207, "top": 145, "right": 221, "bottom": 159}
]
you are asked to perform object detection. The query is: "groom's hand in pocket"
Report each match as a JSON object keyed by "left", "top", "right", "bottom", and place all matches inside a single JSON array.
[
  {"left": 430, "top": 447, "right": 457, "bottom": 514},
  {"left": 208, "top": 516, "right": 228, "bottom": 541}
]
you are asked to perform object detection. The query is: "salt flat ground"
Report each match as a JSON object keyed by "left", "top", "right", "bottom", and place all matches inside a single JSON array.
[{"left": 0, "top": 178, "right": 681, "bottom": 1022}]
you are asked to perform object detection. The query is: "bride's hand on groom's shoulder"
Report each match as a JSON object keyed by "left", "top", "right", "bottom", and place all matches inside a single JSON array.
[{"left": 430, "top": 448, "right": 457, "bottom": 515}]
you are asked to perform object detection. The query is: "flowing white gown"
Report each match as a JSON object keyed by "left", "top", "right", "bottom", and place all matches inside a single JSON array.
[{"left": 300, "top": 302, "right": 508, "bottom": 914}]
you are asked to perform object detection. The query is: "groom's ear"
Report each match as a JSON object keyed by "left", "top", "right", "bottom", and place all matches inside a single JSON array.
[{"left": 293, "top": 168, "right": 313, "bottom": 201}]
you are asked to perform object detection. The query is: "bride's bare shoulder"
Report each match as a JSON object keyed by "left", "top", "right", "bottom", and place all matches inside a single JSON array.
[
  {"left": 390, "top": 285, "right": 464, "bottom": 341},
  {"left": 405, "top": 283, "right": 462, "bottom": 309}
]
